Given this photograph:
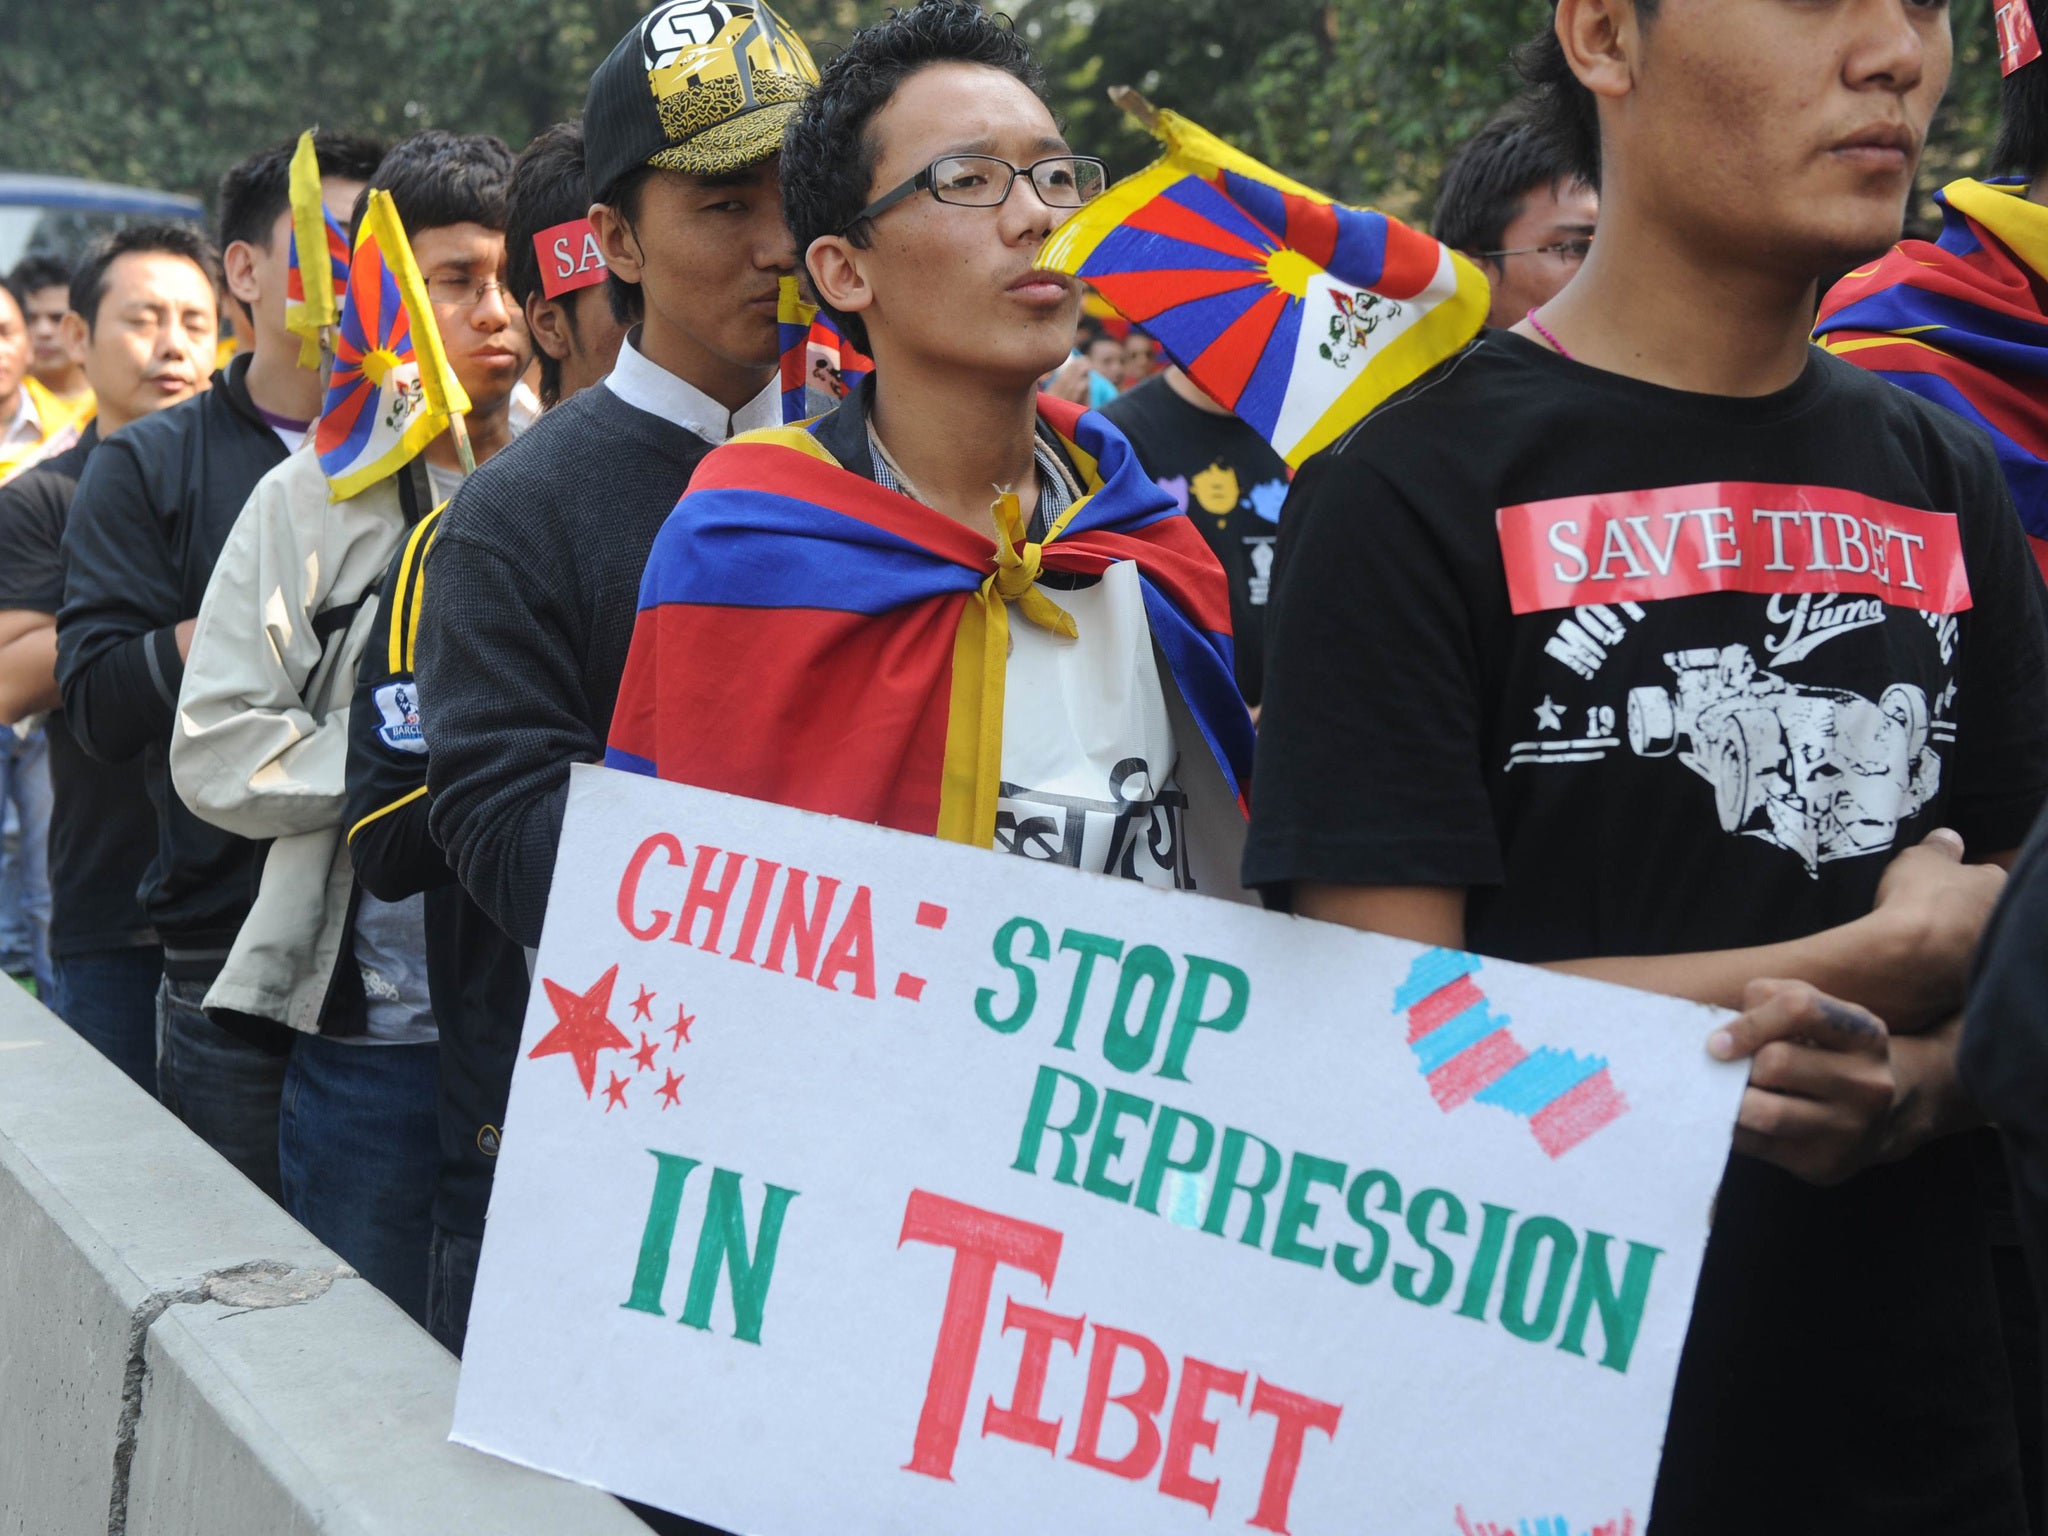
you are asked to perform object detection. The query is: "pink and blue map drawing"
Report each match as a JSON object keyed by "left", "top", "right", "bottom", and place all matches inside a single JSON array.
[{"left": 1393, "top": 949, "right": 1629, "bottom": 1158}]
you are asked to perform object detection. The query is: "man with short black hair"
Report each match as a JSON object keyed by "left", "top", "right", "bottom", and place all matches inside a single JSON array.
[
  {"left": 0, "top": 226, "right": 221, "bottom": 1089},
  {"left": 55, "top": 129, "right": 378, "bottom": 1196},
  {"left": 411, "top": 1, "right": 818, "bottom": 1353},
  {"left": 505, "top": 122, "right": 627, "bottom": 409},
  {"left": 171, "top": 130, "right": 528, "bottom": 1323},
  {"left": 1433, "top": 99, "right": 1597, "bottom": 331},
  {"left": 608, "top": 0, "right": 1249, "bottom": 892},
  {"left": 10, "top": 254, "right": 90, "bottom": 408},
  {"left": 1248, "top": 0, "right": 2048, "bottom": 1529}
]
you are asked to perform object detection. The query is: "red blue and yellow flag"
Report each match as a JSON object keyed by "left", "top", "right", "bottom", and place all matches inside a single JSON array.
[
  {"left": 1816, "top": 178, "right": 2048, "bottom": 580},
  {"left": 606, "top": 396, "right": 1250, "bottom": 845},
  {"left": 1037, "top": 107, "right": 1489, "bottom": 467},
  {"left": 315, "top": 189, "right": 470, "bottom": 500},
  {"left": 777, "top": 276, "right": 874, "bottom": 423},
  {"left": 284, "top": 131, "right": 351, "bottom": 370}
]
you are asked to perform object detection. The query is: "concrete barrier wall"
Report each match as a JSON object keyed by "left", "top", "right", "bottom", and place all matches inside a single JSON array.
[{"left": 0, "top": 978, "right": 647, "bottom": 1536}]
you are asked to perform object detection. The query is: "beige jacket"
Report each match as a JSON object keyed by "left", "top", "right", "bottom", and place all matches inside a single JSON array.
[{"left": 170, "top": 448, "right": 432, "bottom": 1033}]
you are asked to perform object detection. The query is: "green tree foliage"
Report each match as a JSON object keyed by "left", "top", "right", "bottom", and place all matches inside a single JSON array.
[
  {"left": 0, "top": 0, "right": 2016, "bottom": 234},
  {"left": 0, "top": 0, "right": 885, "bottom": 204}
]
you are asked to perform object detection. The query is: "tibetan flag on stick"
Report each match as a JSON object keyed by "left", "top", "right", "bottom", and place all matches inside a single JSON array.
[
  {"left": 316, "top": 189, "right": 472, "bottom": 499},
  {"left": 1037, "top": 90, "right": 1490, "bottom": 467},
  {"left": 777, "top": 275, "right": 874, "bottom": 423},
  {"left": 284, "top": 130, "right": 351, "bottom": 370}
]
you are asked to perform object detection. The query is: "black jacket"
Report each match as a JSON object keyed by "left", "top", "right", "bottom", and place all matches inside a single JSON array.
[
  {"left": 415, "top": 380, "right": 716, "bottom": 947},
  {"left": 55, "top": 355, "right": 288, "bottom": 971},
  {"left": 346, "top": 508, "right": 529, "bottom": 1236}
]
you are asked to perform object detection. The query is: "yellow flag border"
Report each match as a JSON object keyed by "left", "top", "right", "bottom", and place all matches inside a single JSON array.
[{"left": 284, "top": 130, "right": 334, "bottom": 369}]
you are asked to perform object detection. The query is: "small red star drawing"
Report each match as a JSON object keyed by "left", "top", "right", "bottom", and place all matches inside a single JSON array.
[
  {"left": 657, "top": 1068, "right": 685, "bottom": 1109},
  {"left": 603, "top": 1072, "right": 629, "bottom": 1112},
  {"left": 632, "top": 1033, "right": 659, "bottom": 1073},
  {"left": 668, "top": 1005, "right": 695, "bottom": 1049},
  {"left": 631, "top": 984, "right": 656, "bottom": 1022},
  {"left": 529, "top": 965, "right": 634, "bottom": 1097}
]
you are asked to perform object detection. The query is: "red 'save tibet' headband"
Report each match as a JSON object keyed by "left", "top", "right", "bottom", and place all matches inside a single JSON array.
[
  {"left": 534, "top": 218, "right": 608, "bottom": 300},
  {"left": 1997, "top": 0, "right": 2042, "bottom": 76}
]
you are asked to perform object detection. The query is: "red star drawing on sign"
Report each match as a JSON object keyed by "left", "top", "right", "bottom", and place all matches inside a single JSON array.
[
  {"left": 603, "top": 1072, "right": 630, "bottom": 1111},
  {"left": 631, "top": 983, "right": 655, "bottom": 1022},
  {"left": 657, "top": 1068, "right": 685, "bottom": 1109},
  {"left": 529, "top": 964, "right": 634, "bottom": 1097},
  {"left": 668, "top": 1006, "right": 695, "bottom": 1049},
  {"left": 632, "top": 1033, "right": 659, "bottom": 1073}
]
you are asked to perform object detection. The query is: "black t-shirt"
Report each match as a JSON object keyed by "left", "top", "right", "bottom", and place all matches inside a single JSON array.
[
  {"left": 1099, "top": 375, "right": 1290, "bottom": 704},
  {"left": 1247, "top": 332, "right": 2048, "bottom": 1534},
  {"left": 0, "top": 428, "right": 158, "bottom": 956}
]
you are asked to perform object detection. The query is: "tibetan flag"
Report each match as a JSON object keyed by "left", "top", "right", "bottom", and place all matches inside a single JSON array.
[
  {"left": 776, "top": 276, "right": 874, "bottom": 423},
  {"left": 1816, "top": 178, "right": 2048, "bottom": 581},
  {"left": 315, "top": 189, "right": 471, "bottom": 500},
  {"left": 283, "top": 131, "right": 350, "bottom": 370},
  {"left": 606, "top": 394, "right": 1251, "bottom": 847},
  {"left": 1037, "top": 107, "right": 1489, "bottom": 467}
]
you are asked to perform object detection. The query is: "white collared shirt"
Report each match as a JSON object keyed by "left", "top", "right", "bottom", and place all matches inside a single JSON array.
[
  {"left": 601, "top": 329, "right": 780, "bottom": 445},
  {"left": 1, "top": 388, "right": 42, "bottom": 450}
]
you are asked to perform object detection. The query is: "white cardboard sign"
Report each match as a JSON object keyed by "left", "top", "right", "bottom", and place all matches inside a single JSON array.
[{"left": 453, "top": 766, "right": 1745, "bottom": 1536}]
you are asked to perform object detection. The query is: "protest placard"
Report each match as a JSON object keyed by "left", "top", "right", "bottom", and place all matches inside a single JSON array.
[{"left": 453, "top": 765, "right": 1745, "bottom": 1536}]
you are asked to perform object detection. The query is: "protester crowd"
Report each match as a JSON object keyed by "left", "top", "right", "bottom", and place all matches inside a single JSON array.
[{"left": 3, "top": 0, "right": 2048, "bottom": 1530}]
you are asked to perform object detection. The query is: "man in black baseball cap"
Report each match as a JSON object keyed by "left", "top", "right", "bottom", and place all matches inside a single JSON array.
[
  {"left": 582, "top": 0, "right": 818, "bottom": 409},
  {"left": 584, "top": 0, "right": 816, "bottom": 198},
  {"left": 409, "top": 0, "right": 817, "bottom": 1368}
]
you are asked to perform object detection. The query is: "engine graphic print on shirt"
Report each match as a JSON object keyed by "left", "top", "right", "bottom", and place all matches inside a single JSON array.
[{"left": 1495, "top": 480, "right": 1972, "bottom": 876}]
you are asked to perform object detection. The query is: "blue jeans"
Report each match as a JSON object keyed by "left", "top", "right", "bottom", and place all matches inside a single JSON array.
[
  {"left": 280, "top": 1035, "right": 439, "bottom": 1325},
  {"left": 0, "top": 729, "right": 52, "bottom": 996},
  {"left": 155, "top": 975, "right": 289, "bottom": 1200},
  {"left": 426, "top": 1222, "right": 481, "bottom": 1356},
  {"left": 52, "top": 946, "right": 163, "bottom": 1096}
]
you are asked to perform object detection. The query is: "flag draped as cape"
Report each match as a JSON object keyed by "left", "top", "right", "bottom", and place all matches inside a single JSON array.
[
  {"left": 1816, "top": 178, "right": 2048, "bottom": 578},
  {"left": 605, "top": 393, "right": 1252, "bottom": 849}
]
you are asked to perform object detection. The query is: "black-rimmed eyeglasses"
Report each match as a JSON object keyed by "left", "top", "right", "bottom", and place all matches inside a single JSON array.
[
  {"left": 842, "top": 154, "right": 1109, "bottom": 236},
  {"left": 1476, "top": 236, "right": 1593, "bottom": 262}
]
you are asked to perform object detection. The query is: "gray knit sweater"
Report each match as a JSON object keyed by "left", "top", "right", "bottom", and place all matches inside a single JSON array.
[{"left": 414, "top": 381, "right": 715, "bottom": 946}]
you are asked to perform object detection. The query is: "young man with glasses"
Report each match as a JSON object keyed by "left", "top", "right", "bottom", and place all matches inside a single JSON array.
[
  {"left": 606, "top": 0, "right": 1252, "bottom": 896},
  {"left": 1433, "top": 98, "right": 1597, "bottom": 330},
  {"left": 167, "top": 131, "right": 530, "bottom": 1323},
  {"left": 1247, "top": 0, "right": 2048, "bottom": 1529}
]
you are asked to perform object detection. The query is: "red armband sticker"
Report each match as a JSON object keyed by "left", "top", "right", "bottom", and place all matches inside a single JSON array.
[
  {"left": 1998, "top": 0, "right": 2042, "bottom": 75},
  {"left": 534, "top": 219, "right": 608, "bottom": 299},
  {"left": 1496, "top": 481, "right": 1972, "bottom": 616}
]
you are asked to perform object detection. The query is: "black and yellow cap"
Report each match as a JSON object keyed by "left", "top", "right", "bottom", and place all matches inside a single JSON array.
[{"left": 584, "top": 1, "right": 819, "bottom": 200}]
